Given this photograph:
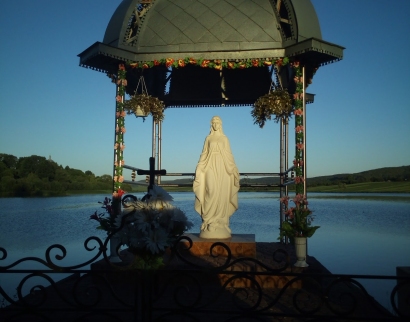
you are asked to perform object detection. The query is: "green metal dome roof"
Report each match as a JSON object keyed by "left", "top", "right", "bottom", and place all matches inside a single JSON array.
[
  {"left": 104, "top": 0, "right": 302, "bottom": 53},
  {"left": 79, "top": 0, "right": 343, "bottom": 73}
]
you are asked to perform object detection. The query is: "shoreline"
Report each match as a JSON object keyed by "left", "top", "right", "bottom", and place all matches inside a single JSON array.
[{"left": 1, "top": 189, "right": 410, "bottom": 198}]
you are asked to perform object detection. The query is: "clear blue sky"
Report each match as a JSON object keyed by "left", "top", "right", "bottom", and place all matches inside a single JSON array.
[{"left": 1, "top": 0, "right": 409, "bottom": 179}]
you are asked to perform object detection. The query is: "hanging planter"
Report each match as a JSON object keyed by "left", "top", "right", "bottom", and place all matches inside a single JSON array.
[
  {"left": 251, "top": 89, "right": 293, "bottom": 128},
  {"left": 124, "top": 76, "right": 165, "bottom": 122},
  {"left": 133, "top": 104, "right": 149, "bottom": 118}
]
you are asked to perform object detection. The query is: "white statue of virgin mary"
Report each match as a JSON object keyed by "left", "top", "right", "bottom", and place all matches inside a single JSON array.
[{"left": 193, "top": 116, "right": 240, "bottom": 239}]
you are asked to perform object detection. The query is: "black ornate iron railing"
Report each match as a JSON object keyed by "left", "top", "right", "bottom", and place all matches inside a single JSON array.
[{"left": 1, "top": 235, "right": 409, "bottom": 321}]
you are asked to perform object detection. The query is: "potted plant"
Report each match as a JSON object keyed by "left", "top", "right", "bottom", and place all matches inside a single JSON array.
[
  {"left": 279, "top": 194, "right": 320, "bottom": 267},
  {"left": 90, "top": 186, "right": 193, "bottom": 269},
  {"left": 251, "top": 89, "right": 293, "bottom": 128}
]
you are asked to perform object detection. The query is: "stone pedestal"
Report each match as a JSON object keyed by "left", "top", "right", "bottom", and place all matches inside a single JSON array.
[
  {"left": 179, "top": 233, "right": 256, "bottom": 257},
  {"left": 174, "top": 234, "right": 302, "bottom": 289}
]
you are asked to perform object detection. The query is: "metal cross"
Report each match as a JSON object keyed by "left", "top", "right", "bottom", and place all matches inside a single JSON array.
[{"left": 137, "top": 157, "right": 166, "bottom": 191}]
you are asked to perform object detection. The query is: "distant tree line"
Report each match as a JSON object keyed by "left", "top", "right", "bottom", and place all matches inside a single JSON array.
[
  {"left": 2, "top": 153, "right": 408, "bottom": 196},
  {"left": 233, "top": 166, "right": 410, "bottom": 187},
  {"left": 0, "top": 154, "right": 132, "bottom": 197},
  {"left": 306, "top": 166, "right": 410, "bottom": 187}
]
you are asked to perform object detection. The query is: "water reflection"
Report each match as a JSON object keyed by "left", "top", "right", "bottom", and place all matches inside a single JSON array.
[{"left": 0, "top": 192, "right": 409, "bottom": 309}]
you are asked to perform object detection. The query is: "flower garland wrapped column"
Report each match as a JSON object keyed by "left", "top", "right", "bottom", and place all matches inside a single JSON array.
[
  {"left": 107, "top": 64, "right": 128, "bottom": 261},
  {"left": 292, "top": 62, "right": 305, "bottom": 195},
  {"left": 113, "top": 64, "right": 127, "bottom": 198},
  {"left": 277, "top": 63, "right": 321, "bottom": 268},
  {"left": 278, "top": 62, "right": 321, "bottom": 257}
]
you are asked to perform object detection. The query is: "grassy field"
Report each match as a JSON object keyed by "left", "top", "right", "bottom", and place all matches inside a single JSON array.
[{"left": 308, "top": 181, "right": 410, "bottom": 193}]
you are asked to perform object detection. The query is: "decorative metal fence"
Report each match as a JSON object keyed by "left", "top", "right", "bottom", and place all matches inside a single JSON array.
[{"left": 1, "top": 236, "right": 409, "bottom": 321}]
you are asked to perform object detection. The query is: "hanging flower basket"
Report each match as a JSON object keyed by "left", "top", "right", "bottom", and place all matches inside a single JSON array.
[
  {"left": 124, "top": 76, "right": 165, "bottom": 122},
  {"left": 252, "top": 89, "right": 293, "bottom": 128},
  {"left": 124, "top": 94, "right": 165, "bottom": 122}
]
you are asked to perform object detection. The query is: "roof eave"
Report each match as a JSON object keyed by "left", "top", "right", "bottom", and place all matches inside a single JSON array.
[
  {"left": 285, "top": 38, "right": 345, "bottom": 66},
  {"left": 78, "top": 38, "right": 345, "bottom": 73},
  {"left": 78, "top": 42, "right": 289, "bottom": 72}
]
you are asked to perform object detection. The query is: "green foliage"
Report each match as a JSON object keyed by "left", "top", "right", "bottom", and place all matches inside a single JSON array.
[
  {"left": 16, "top": 155, "right": 46, "bottom": 178},
  {"left": 279, "top": 194, "right": 320, "bottom": 240},
  {"left": 130, "top": 251, "right": 164, "bottom": 270},
  {"left": 98, "top": 174, "right": 113, "bottom": 182},
  {"left": 0, "top": 153, "right": 124, "bottom": 197},
  {"left": 0, "top": 153, "right": 18, "bottom": 170},
  {"left": 37, "top": 159, "right": 57, "bottom": 181}
]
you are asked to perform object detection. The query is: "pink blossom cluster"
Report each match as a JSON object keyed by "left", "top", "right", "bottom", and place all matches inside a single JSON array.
[
  {"left": 285, "top": 208, "right": 294, "bottom": 219},
  {"left": 295, "top": 125, "right": 304, "bottom": 133},
  {"left": 114, "top": 160, "right": 125, "bottom": 167},
  {"left": 293, "top": 193, "right": 308, "bottom": 206},
  {"left": 291, "top": 61, "right": 300, "bottom": 68},
  {"left": 116, "top": 79, "right": 127, "bottom": 86},
  {"left": 112, "top": 189, "right": 125, "bottom": 199},
  {"left": 113, "top": 143, "right": 126, "bottom": 151},
  {"left": 115, "top": 126, "right": 126, "bottom": 133},
  {"left": 294, "top": 176, "right": 304, "bottom": 184},
  {"left": 280, "top": 195, "right": 290, "bottom": 207},
  {"left": 113, "top": 175, "right": 124, "bottom": 183},
  {"left": 116, "top": 111, "right": 126, "bottom": 118},
  {"left": 280, "top": 194, "right": 309, "bottom": 220}
]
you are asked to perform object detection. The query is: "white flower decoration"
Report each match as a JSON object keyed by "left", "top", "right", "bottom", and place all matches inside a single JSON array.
[{"left": 113, "top": 188, "right": 193, "bottom": 258}]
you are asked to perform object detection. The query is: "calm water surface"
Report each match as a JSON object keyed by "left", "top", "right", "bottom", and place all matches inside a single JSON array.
[{"left": 1, "top": 192, "right": 409, "bottom": 309}]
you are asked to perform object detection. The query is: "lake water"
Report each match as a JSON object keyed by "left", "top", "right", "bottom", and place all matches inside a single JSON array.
[{"left": 1, "top": 192, "right": 409, "bottom": 310}]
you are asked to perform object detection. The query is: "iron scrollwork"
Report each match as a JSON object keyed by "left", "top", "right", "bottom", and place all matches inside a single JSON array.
[{"left": 1, "top": 236, "right": 409, "bottom": 321}]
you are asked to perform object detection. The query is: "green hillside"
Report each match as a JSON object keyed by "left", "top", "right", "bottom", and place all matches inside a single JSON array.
[
  {"left": 159, "top": 166, "right": 410, "bottom": 193},
  {"left": 1, "top": 152, "right": 409, "bottom": 196},
  {"left": 308, "top": 181, "right": 410, "bottom": 193},
  {"left": 0, "top": 153, "right": 133, "bottom": 197}
]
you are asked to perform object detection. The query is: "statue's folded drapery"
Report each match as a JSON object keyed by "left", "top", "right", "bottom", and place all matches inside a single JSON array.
[{"left": 193, "top": 116, "right": 239, "bottom": 239}]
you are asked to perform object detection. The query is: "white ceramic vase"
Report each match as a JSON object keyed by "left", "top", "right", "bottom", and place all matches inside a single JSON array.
[{"left": 294, "top": 237, "right": 309, "bottom": 267}]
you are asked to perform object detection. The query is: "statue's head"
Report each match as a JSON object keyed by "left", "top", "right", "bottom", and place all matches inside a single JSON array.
[
  {"left": 211, "top": 116, "right": 222, "bottom": 125},
  {"left": 210, "top": 116, "right": 223, "bottom": 133}
]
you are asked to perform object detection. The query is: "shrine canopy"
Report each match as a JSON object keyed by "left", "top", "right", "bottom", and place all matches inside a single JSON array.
[{"left": 78, "top": 0, "right": 344, "bottom": 107}]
